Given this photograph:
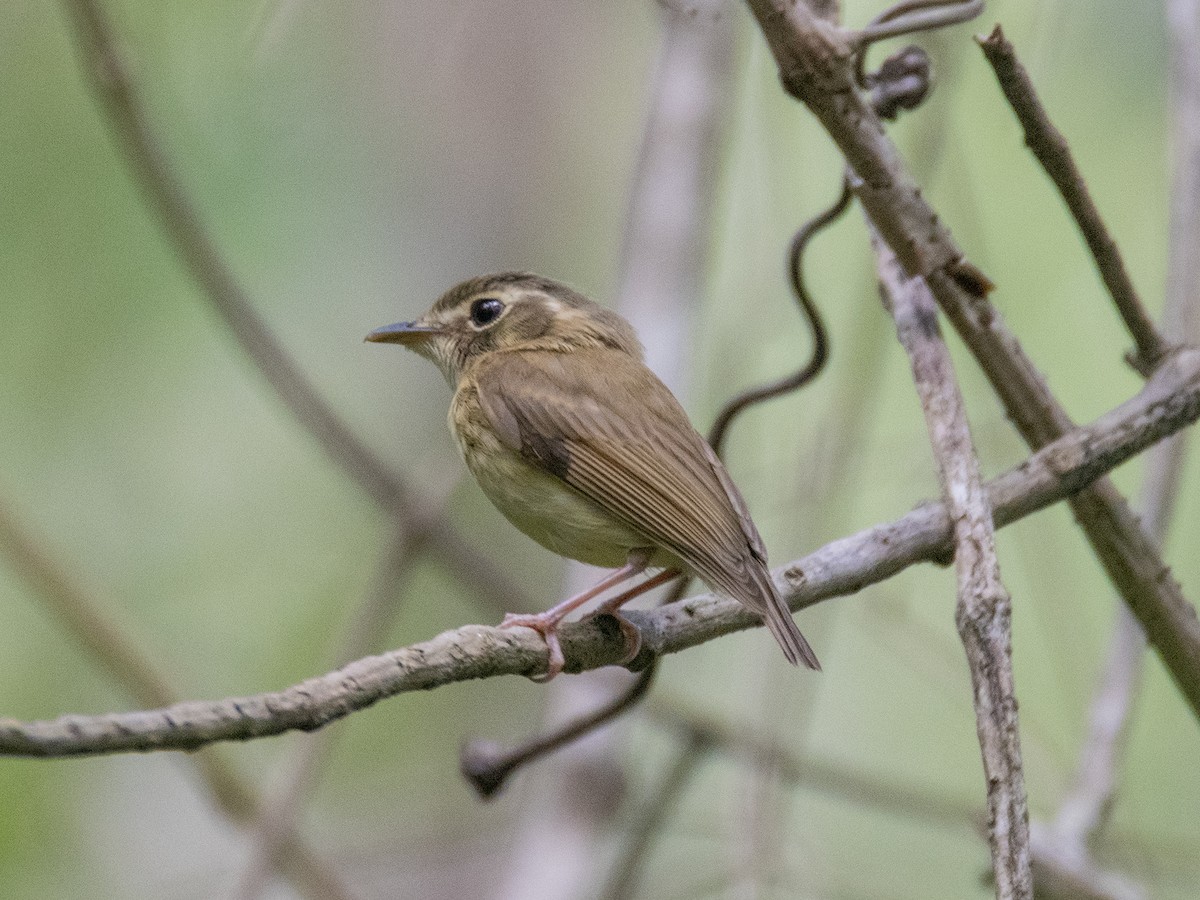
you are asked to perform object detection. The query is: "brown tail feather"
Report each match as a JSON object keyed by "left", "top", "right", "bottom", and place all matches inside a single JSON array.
[
  {"left": 763, "top": 596, "right": 821, "bottom": 670},
  {"left": 737, "top": 561, "right": 820, "bottom": 670}
]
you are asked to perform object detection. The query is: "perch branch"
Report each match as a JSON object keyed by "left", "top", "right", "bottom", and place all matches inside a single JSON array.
[
  {"left": 6, "top": 346, "right": 1200, "bottom": 757},
  {"left": 0, "top": 499, "right": 351, "bottom": 900}
]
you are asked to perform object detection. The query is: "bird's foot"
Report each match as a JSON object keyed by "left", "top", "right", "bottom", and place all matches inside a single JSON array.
[
  {"left": 499, "top": 612, "right": 567, "bottom": 682},
  {"left": 589, "top": 599, "right": 643, "bottom": 666}
]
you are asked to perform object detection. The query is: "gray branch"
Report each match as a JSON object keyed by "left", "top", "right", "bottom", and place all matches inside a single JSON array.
[
  {"left": 878, "top": 236, "right": 1032, "bottom": 899},
  {"left": 742, "top": 0, "right": 1200, "bottom": 724}
]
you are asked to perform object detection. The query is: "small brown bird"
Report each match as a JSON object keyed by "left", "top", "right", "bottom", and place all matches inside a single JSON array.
[{"left": 367, "top": 273, "right": 819, "bottom": 679}]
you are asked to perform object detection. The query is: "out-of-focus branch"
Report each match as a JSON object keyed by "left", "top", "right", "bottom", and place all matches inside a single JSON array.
[
  {"left": 742, "top": 0, "right": 1200, "bottom": 724},
  {"left": 649, "top": 700, "right": 978, "bottom": 829},
  {"left": 491, "top": 7, "right": 735, "bottom": 896},
  {"left": 877, "top": 237, "right": 1031, "bottom": 899},
  {"left": 596, "top": 731, "right": 710, "bottom": 900},
  {"left": 977, "top": 27, "right": 1169, "bottom": 376},
  {"left": 235, "top": 518, "right": 418, "bottom": 900},
  {"left": 1031, "top": 4, "right": 1200, "bottom": 895},
  {"left": 0, "top": 498, "right": 352, "bottom": 900},
  {"left": 57, "top": 0, "right": 528, "bottom": 614},
  {"left": 7, "top": 347, "right": 1200, "bottom": 758}
]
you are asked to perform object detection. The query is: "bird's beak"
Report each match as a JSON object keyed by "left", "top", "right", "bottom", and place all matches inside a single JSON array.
[{"left": 364, "top": 321, "right": 442, "bottom": 346}]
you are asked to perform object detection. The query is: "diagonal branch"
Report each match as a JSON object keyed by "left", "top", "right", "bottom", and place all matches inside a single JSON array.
[
  {"left": 0, "top": 499, "right": 352, "bottom": 900},
  {"left": 58, "top": 0, "right": 529, "bottom": 612},
  {"left": 977, "top": 26, "right": 1169, "bottom": 376},
  {"left": 1032, "top": 4, "right": 1200, "bottom": 894},
  {"left": 741, "top": 0, "right": 1200, "bottom": 724},
  {"left": 877, "top": 235, "right": 1031, "bottom": 899},
  {"left": 5, "top": 346, "right": 1200, "bottom": 758}
]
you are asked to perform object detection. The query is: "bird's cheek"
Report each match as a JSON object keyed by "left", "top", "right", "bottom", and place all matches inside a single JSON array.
[{"left": 421, "top": 339, "right": 462, "bottom": 386}]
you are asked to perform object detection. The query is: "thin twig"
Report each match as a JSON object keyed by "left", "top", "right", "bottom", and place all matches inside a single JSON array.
[
  {"left": 0, "top": 498, "right": 352, "bottom": 900},
  {"left": 707, "top": 179, "right": 848, "bottom": 454},
  {"left": 6, "top": 347, "right": 1200, "bottom": 757},
  {"left": 977, "top": 26, "right": 1170, "bottom": 376},
  {"left": 57, "top": 0, "right": 530, "bottom": 615},
  {"left": 460, "top": 661, "right": 658, "bottom": 798},
  {"left": 849, "top": 0, "right": 984, "bottom": 49},
  {"left": 742, "top": 0, "right": 1200, "bottom": 727},
  {"left": 876, "top": 235, "right": 1031, "bottom": 899}
]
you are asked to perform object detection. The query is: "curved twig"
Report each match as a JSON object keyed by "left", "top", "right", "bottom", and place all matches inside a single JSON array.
[
  {"left": 708, "top": 180, "right": 850, "bottom": 454},
  {"left": 460, "top": 660, "right": 659, "bottom": 798},
  {"left": 850, "top": 0, "right": 985, "bottom": 49}
]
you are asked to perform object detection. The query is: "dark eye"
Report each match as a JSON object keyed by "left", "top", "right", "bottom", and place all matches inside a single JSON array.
[{"left": 469, "top": 297, "right": 504, "bottom": 327}]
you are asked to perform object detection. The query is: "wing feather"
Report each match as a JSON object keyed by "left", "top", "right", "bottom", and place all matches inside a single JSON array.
[{"left": 474, "top": 348, "right": 818, "bottom": 669}]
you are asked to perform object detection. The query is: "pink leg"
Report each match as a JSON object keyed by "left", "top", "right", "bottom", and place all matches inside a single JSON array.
[{"left": 501, "top": 549, "right": 657, "bottom": 681}]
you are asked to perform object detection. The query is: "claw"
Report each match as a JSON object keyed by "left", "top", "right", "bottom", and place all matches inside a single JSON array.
[
  {"left": 592, "top": 610, "right": 643, "bottom": 666},
  {"left": 500, "top": 613, "right": 566, "bottom": 681},
  {"left": 495, "top": 551, "right": 676, "bottom": 683}
]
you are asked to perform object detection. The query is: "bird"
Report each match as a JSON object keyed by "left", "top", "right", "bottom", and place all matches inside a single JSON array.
[{"left": 366, "top": 272, "right": 819, "bottom": 680}]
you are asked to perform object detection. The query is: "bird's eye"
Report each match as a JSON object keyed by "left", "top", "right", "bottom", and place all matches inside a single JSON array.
[{"left": 469, "top": 297, "right": 505, "bottom": 327}]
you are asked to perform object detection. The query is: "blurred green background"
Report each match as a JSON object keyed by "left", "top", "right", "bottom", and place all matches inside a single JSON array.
[{"left": 2, "top": 1, "right": 1197, "bottom": 897}]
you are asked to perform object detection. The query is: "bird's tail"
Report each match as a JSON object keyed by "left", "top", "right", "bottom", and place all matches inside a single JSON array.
[
  {"left": 754, "top": 566, "right": 820, "bottom": 670},
  {"left": 763, "top": 594, "right": 821, "bottom": 670}
]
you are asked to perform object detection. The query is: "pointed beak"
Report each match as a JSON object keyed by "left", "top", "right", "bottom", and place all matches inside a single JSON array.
[{"left": 364, "top": 321, "right": 442, "bottom": 346}]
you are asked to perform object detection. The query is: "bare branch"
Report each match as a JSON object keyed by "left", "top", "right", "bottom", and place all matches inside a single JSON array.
[
  {"left": 977, "top": 26, "right": 1169, "bottom": 376},
  {"left": 5, "top": 347, "right": 1200, "bottom": 758},
  {"left": 877, "top": 237, "right": 1031, "bottom": 899},
  {"left": 742, "top": 0, "right": 1200, "bottom": 725},
  {"left": 1037, "top": 1, "right": 1200, "bottom": 888},
  {"left": 460, "top": 662, "right": 657, "bottom": 798}
]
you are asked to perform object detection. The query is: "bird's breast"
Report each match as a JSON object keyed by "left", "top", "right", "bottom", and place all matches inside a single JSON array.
[{"left": 448, "top": 385, "right": 663, "bottom": 569}]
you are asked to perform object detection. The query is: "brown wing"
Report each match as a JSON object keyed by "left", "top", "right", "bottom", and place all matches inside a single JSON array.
[{"left": 474, "top": 348, "right": 819, "bottom": 669}]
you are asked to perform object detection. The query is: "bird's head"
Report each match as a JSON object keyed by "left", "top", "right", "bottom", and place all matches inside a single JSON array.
[{"left": 366, "top": 272, "right": 643, "bottom": 385}]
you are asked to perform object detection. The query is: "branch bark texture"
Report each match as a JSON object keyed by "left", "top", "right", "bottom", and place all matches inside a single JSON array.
[{"left": 878, "top": 238, "right": 1032, "bottom": 899}]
